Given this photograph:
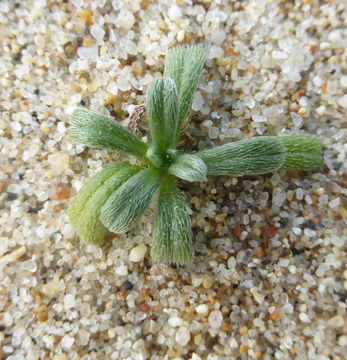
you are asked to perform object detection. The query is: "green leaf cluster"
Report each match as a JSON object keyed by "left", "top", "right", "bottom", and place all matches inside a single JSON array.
[{"left": 68, "top": 46, "right": 322, "bottom": 265}]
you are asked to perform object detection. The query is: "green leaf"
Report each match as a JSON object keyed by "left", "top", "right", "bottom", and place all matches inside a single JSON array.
[
  {"left": 151, "top": 177, "right": 193, "bottom": 265},
  {"left": 278, "top": 134, "right": 322, "bottom": 170},
  {"left": 164, "top": 46, "right": 205, "bottom": 137},
  {"left": 69, "top": 109, "right": 148, "bottom": 160},
  {"left": 68, "top": 162, "right": 141, "bottom": 244},
  {"left": 168, "top": 153, "right": 207, "bottom": 182},
  {"left": 146, "top": 78, "right": 179, "bottom": 151},
  {"left": 100, "top": 168, "right": 162, "bottom": 234},
  {"left": 197, "top": 136, "right": 286, "bottom": 176}
]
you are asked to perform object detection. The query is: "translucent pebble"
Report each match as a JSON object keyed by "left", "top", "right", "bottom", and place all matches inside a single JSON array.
[
  {"left": 63, "top": 223, "right": 74, "bottom": 239},
  {"left": 328, "top": 197, "right": 340, "bottom": 209},
  {"left": 293, "top": 217, "right": 304, "bottom": 226},
  {"left": 283, "top": 303, "right": 294, "bottom": 314},
  {"left": 208, "top": 127, "right": 220, "bottom": 139},
  {"left": 337, "top": 94, "right": 347, "bottom": 108},
  {"left": 304, "top": 228, "right": 316, "bottom": 237},
  {"left": 208, "top": 45, "right": 224, "bottom": 59},
  {"left": 340, "top": 76, "right": 347, "bottom": 88},
  {"left": 78, "top": 330, "right": 90, "bottom": 346},
  {"left": 8, "top": 183, "right": 21, "bottom": 193},
  {"left": 168, "top": 4, "right": 182, "bottom": 21},
  {"left": 272, "top": 50, "right": 288, "bottom": 59},
  {"left": 330, "top": 235, "right": 344, "bottom": 247},
  {"left": 132, "top": 339, "right": 150, "bottom": 359},
  {"left": 291, "top": 112, "right": 303, "bottom": 128},
  {"left": 129, "top": 243, "right": 147, "bottom": 262},
  {"left": 202, "top": 120, "right": 213, "bottom": 127},
  {"left": 254, "top": 92, "right": 266, "bottom": 102},
  {"left": 57, "top": 122, "right": 66, "bottom": 133},
  {"left": 263, "top": 81, "right": 274, "bottom": 91},
  {"left": 208, "top": 310, "right": 223, "bottom": 328},
  {"left": 64, "top": 294, "right": 76, "bottom": 309},
  {"left": 192, "top": 91, "right": 204, "bottom": 111},
  {"left": 175, "top": 326, "right": 190, "bottom": 346},
  {"left": 191, "top": 354, "right": 202, "bottom": 360},
  {"left": 299, "top": 312, "right": 310, "bottom": 323},
  {"left": 316, "top": 106, "right": 326, "bottom": 116},
  {"left": 312, "top": 76, "right": 323, "bottom": 88},
  {"left": 303, "top": 273, "right": 315, "bottom": 284},
  {"left": 272, "top": 189, "right": 286, "bottom": 207},
  {"left": 211, "top": 29, "right": 226, "bottom": 46},
  {"left": 90, "top": 24, "right": 105, "bottom": 43},
  {"left": 177, "top": 29, "right": 185, "bottom": 42},
  {"left": 168, "top": 316, "right": 183, "bottom": 327},
  {"left": 196, "top": 304, "right": 209, "bottom": 316},
  {"left": 61, "top": 335, "right": 75, "bottom": 350},
  {"left": 47, "top": 152, "right": 69, "bottom": 176},
  {"left": 11, "top": 121, "right": 22, "bottom": 132},
  {"left": 252, "top": 115, "right": 266, "bottom": 123},
  {"left": 116, "top": 264, "right": 128, "bottom": 276},
  {"left": 292, "top": 227, "right": 302, "bottom": 235},
  {"left": 77, "top": 45, "right": 99, "bottom": 60},
  {"left": 72, "top": 0, "right": 83, "bottom": 7},
  {"left": 22, "top": 259, "right": 37, "bottom": 272},
  {"left": 2, "top": 346, "right": 13, "bottom": 355},
  {"left": 338, "top": 335, "right": 347, "bottom": 347},
  {"left": 278, "top": 258, "right": 289, "bottom": 267},
  {"left": 118, "top": 10, "right": 135, "bottom": 31},
  {"left": 117, "top": 78, "right": 131, "bottom": 92},
  {"left": 244, "top": 97, "right": 255, "bottom": 108},
  {"left": 296, "top": 188, "right": 304, "bottom": 200}
]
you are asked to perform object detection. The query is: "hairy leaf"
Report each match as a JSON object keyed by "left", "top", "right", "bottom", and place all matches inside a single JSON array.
[
  {"left": 147, "top": 78, "right": 179, "bottom": 151},
  {"left": 278, "top": 134, "right": 322, "bottom": 170},
  {"left": 151, "top": 177, "right": 193, "bottom": 265},
  {"left": 168, "top": 153, "right": 207, "bottom": 182},
  {"left": 100, "top": 168, "right": 162, "bottom": 234},
  {"left": 69, "top": 109, "right": 148, "bottom": 159},
  {"left": 68, "top": 162, "right": 141, "bottom": 244},
  {"left": 197, "top": 136, "right": 286, "bottom": 176},
  {"left": 164, "top": 46, "right": 205, "bottom": 137}
]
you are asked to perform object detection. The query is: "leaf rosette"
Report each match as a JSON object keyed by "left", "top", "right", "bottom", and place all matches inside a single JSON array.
[{"left": 68, "top": 46, "right": 322, "bottom": 265}]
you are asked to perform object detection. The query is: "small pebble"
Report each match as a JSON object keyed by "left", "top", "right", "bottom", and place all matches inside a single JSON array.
[
  {"left": 138, "top": 302, "right": 150, "bottom": 313},
  {"left": 129, "top": 243, "right": 147, "bottom": 262},
  {"left": 175, "top": 326, "right": 190, "bottom": 346},
  {"left": 64, "top": 294, "right": 75, "bottom": 310},
  {"left": 61, "top": 335, "right": 75, "bottom": 350},
  {"left": 208, "top": 310, "right": 223, "bottom": 328},
  {"left": 123, "top": 280, "right": 133, "bottom": 290},
  {"left": 196, "top": 304, "right": 209, "bottom": 316}
]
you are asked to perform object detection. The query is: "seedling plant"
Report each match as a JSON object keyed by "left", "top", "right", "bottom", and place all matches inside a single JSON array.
[{"left": 69, "top": 46, "right": 322, "bottom": 265}]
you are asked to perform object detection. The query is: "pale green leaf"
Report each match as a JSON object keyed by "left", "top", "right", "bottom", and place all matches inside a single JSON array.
[
  {"left": 197, "top": 136, "right": 286, "bottom": 176},
  {"left": 69, "top": 109, "right": 148, "bottom": 159},
  {"left": 164, "top": 46, "right": 205, "bottom": 136},
  {"left": 68, "top": 162, "right": 141, "bottom": 244},
  {"left": 151, "top": 177, "right": 193, "bottom": 265},
  {"left": 278, "top": 134, "right": 322, "bottom": 170},
  {"left": 100, "top": 168, "right": 162, "bottom": 234},
  {"left": 146, "top": 78, "right": 179, "bottom": 151},
  {"left": 168, "top": 153, "right": 207, "bottom": 182}
]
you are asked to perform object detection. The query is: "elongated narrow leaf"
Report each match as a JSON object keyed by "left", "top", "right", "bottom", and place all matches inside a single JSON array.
[
  {"left": 278, "top": 134, "right": 322, "bottom": 170},
  {"left": 164, "top": 46, "right": 205, "bottom": 137},
  {"left": 197, "top": 136, "right": 286, "bottom": 176},
  {"left": 151, "top": 177, "right": 193, "bottom": 265},
  {"left": 147, "top": 78, "right": 179, "bottom": 151},
  {"left": 100, "top": 168, "right": 162, "bottom": 234},
  {"left": 168, "top": 153, "right": 207, "bottom": 182},
  {"left": 68, "top": 162, "right": 141, "bottom": 244},
  {"left": 69, "top": 109, "right": 148, "bottom": 159}
]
